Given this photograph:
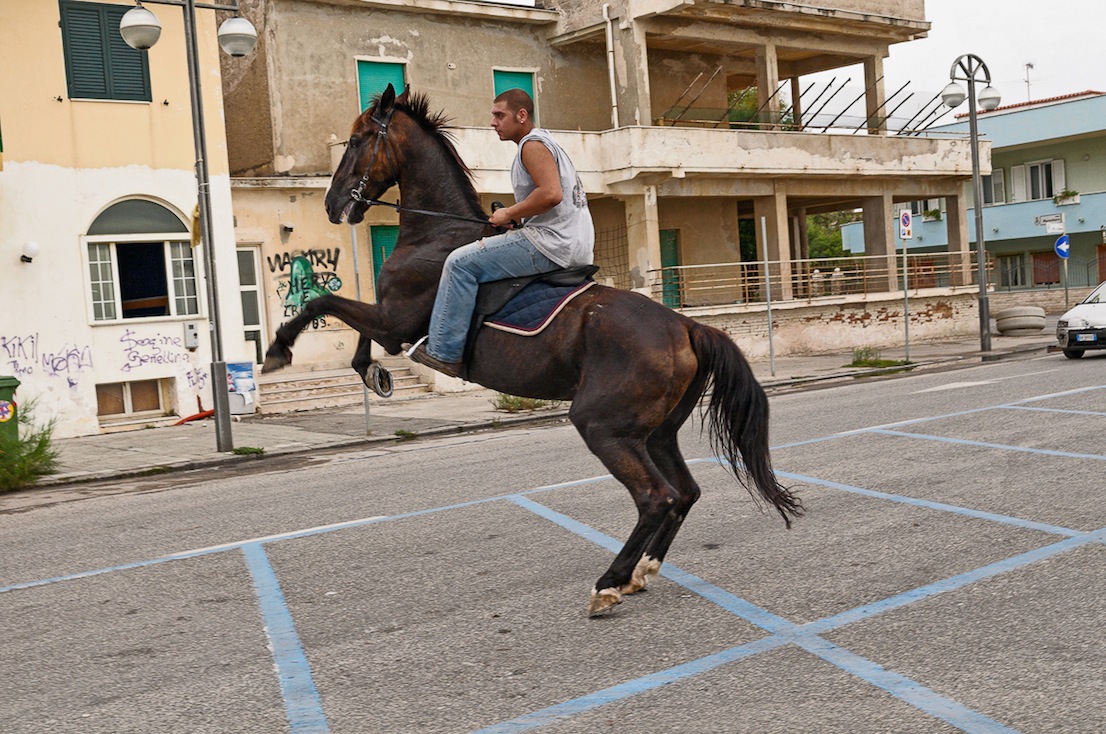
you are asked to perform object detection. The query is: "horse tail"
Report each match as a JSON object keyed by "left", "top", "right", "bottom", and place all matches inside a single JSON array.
[{"left": 689, "top": 322, "right": 803, "bottom": 528}]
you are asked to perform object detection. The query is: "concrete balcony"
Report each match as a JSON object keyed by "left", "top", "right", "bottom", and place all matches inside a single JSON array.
[{"left": 450, "top": 126, "right": 977, "bottom": 195}]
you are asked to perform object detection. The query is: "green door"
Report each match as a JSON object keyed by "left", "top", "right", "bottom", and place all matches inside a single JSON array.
[
  {"left": 358, "top": 61, "right": 406, "bottom": 112},
  {"left": 660, "top": 229, "right": 680, "bottom": 308},
  {"left": 370, "top": 226, "right": 399, "bottom": 293}
]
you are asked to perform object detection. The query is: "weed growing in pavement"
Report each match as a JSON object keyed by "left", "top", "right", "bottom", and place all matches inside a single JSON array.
[
  {"left": 232, "top": 446, "right": 265, "bottom": 456},
  {"left": 0, "top": 400, "right": 59, "bottom": 492},
  {"left": 394, "top": 429, "right": 417, "bottom": 441},
  {"left": 848, "top": 346, "right": 911, "bottom": 369},
  {"left": 491, "top": 393, "right": 560, "bottom": 413}
]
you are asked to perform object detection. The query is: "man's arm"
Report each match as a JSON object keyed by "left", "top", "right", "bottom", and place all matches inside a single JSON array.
[{"left": 489, "top": 140, "right": 563, "bottom": 228}]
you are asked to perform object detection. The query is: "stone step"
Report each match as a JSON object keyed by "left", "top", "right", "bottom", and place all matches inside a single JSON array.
[{"left": 257, "top": 360, "right": 429, "bottom": 414}]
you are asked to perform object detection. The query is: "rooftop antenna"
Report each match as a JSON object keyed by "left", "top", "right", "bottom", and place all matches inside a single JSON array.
[{"left": 1024, "top": 62, "right": 1034, "bottom": 101}]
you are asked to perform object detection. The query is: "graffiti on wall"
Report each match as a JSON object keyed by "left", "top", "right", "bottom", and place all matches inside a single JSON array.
[
  {"left": 119, "top": 329, "right": 193, "bottom": 372},
  {"left": 268, "top": 248, "right": 343, "bottom": 328},
  {"left": 2, "top": 333, "right": 95, "bottom": 388}
]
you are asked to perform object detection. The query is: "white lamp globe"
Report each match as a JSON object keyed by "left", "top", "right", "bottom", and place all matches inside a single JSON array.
[
  {"left": 978, "top": 85, "right": 1002, "bottom": 111},
  {"left": 119, "top": 5, "right": 162, "bottom": 50},
  {"left": 941, "top": 82, "right": 966, "bottom": 109},
  {"left": 218, "top": 16, "right": 257, "bottom": 57}
]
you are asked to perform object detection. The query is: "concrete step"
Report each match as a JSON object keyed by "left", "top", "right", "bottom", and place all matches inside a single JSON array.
[{"left": 257, "top": 359, "right": 429, "bottom": 414}]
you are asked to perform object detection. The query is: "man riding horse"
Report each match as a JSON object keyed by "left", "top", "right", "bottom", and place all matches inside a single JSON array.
[{"left": 406, "top": 88, "right": 594, "bottom": 378}]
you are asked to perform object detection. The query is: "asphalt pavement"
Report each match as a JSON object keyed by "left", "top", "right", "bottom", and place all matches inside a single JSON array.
[{"left": 14, "top": 320, "right": 1061, "bottom": 494}]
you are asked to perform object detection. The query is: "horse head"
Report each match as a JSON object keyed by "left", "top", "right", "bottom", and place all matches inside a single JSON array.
[{"left": 326, "top": 83, "right": 411, "bottom": 225}]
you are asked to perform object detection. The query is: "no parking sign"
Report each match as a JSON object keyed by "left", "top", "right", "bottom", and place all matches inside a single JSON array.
[{"left": 899, "top": 210, "right": 913, "bottom": 240}]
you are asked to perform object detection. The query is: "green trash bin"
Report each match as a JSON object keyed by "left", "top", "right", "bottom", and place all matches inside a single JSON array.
[{"left": 0, "top": 376, "right": 19, "bottom": 444}]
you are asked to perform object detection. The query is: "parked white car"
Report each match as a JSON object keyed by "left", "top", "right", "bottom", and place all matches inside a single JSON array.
[{"left": 1056, "top": 280, "right": 1106, "bottom": 359}]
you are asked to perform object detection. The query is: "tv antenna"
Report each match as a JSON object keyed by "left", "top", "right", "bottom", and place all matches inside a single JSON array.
[{"left": 1024, "top": 62, "right": 1034, "bottom": 101}]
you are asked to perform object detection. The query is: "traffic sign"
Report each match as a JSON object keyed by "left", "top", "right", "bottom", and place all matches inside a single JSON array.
[
  {"left": 899, "top": 210, "right": 912, "bottom": 240},
  {"left": 1055, "top": 234, "right": 1070, "bottom": 259}
]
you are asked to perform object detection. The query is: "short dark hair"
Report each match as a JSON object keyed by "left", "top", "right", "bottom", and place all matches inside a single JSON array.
[{"left": 494, "top": 88, "right": 534, "bottom": 117}]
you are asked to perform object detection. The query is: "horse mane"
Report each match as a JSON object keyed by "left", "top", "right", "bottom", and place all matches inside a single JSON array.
[{"left": 374, "top": 90, "right": 482, "bottom": 212}]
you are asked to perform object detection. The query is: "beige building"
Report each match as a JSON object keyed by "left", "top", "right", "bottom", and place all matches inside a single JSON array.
[
  {"left": 226, "top": 0, "right": 982, "bottom": 384},
  {"left": 0, "top": 1, "right": 249, "bottom": 438}
]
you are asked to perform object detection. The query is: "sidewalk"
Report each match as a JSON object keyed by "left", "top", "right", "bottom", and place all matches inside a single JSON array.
[{"left": 15, "top": 323, "right": 1060, "bottom": 492}]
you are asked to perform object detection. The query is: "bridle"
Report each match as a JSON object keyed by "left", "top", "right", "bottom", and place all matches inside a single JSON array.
[{"left": 345, "top": 106, "right": 507, "bottom": 229}]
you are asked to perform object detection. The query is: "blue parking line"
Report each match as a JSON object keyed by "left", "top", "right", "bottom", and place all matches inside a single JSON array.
[
  {"left": 1001, "top": 405, "right": 1106, "bottom": 417},
  {"left": 242, "top": 543, "right": 330, "bottom": 734},
  {"left": 500, "top": 495, "right": 1023, "bottom": 734},
  {"left": 871, "top": 428, "right": 1106, "bottom": 462},
  {"left": 776, "top": 471, "right": 1082, "bottom": 537}
]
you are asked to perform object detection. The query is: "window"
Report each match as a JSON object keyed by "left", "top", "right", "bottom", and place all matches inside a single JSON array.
[
  {"left": 493, "top": 69, "right": 537, "bottom": 122},
  {"left": 85, "top": 200, "right": 198, "bottom": 322},
  {"left": 1010, "top": 160, "right": 1065, "bottom": 202},
  {"left": 59, "top": 0, "right": 151, "bottom": 102},
  {"left": 982, "top": 171, "right": 1005, "bottom": 205},
  {"left": 96, "top": 379, "right": 164, "bottom": 416},
  {"left": 357, "top": 60, "right": 405, "bottom": 112}
]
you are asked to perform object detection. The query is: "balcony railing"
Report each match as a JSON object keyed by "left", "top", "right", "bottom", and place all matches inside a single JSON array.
[{"left": 648, "top": 252, "right": 986, "bottom": 308}]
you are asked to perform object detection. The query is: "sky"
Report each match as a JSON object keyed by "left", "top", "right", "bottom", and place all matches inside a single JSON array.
[{"left": 804, "top": 0, "right": 1105, "bottom": 128}]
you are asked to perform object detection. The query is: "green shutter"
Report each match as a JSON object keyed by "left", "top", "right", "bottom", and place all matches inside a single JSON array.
[
  {"left": 357, "top": 61, "right": 406, "bottom": 112},
  {"left": 493, "top": 70, "right": 536, "bottom": 124},
  {"left": 59, "top": 1, "right": 150, "bottom": 102},
  {"left": 370, "top": 225, "right": 399, "bottom": 290},
  {"left": 493, "top": 70, "right": 535, "bottom": 99}
]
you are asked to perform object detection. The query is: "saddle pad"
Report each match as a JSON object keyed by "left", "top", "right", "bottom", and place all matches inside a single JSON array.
[{"left": 485, "top": 280, "right": 595, "bottom": 336}]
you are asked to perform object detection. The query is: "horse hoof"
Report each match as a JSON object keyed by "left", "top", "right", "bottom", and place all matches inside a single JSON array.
[
  {"left": 587, "top": 587, "right": 622, "bottom": 616},
  {"left": 621, "top": 555, "right": 661, "bottom": 596}
]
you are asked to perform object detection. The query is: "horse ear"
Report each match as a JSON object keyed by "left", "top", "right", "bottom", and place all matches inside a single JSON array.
[
  {"left": 395, "top": 84, "right": 411, "bottom": 107},
  {"left": 378, "top": 83, "right": 396, "bottom": 113}
]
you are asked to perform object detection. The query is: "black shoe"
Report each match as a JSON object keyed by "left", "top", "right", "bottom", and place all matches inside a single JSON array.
[{"left": 406, "top": 342, "right": 463, "bottom": 378}]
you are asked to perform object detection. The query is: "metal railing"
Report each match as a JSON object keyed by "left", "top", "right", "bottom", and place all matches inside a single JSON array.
[{"left": 648, "top": 252, "right": 985, "bottom": 308}]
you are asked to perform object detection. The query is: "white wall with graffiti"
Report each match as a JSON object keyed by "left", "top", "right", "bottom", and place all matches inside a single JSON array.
[{"left": 1, "top": 162, "right": 249, "bottom": 439}]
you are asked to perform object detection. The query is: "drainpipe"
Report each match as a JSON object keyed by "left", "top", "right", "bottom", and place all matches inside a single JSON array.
[{"left": 603, "top": 4, "right": 620, "bottom": 129}]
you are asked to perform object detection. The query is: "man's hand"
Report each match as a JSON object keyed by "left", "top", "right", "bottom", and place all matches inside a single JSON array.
[{"left": 489, "top": 207, "right": 517, "bottom": 229}]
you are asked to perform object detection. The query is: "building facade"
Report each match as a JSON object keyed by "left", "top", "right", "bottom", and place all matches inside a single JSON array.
[
  {"left": 0, "top": 1, "right": 249, "bottom": 438},
  {"left": 845, "top": 91, "right": 1106, "bottom": 306},
  {"left": 224, "top": 0, "right": 983, "bottom": 380}
]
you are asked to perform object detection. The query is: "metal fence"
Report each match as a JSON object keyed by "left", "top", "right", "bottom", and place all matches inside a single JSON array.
[{"left": 647, "top": 252, "right": 983, "bottom": 308}]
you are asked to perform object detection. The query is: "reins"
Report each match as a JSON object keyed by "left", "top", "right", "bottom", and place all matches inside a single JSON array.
[{"left": 347, "top": 106, "right": 510, "bottom": 230}]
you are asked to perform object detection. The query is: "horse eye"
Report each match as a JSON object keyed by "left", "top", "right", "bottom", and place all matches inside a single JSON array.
[{"left": 349, "top": 136, "right": 361, "bottom": 148}]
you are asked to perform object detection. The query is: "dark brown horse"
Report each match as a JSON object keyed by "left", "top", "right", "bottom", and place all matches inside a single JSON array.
[{"left": 263, "top": 84, "right": 801, "bottom": 615}]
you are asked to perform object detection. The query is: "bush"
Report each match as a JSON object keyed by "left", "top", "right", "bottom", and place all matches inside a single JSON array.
[{"left": 0, "top": 400, "right": 60, "bottom": 492}]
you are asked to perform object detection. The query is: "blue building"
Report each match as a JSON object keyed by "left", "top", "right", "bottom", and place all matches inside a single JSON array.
[{"left": 844, "top": 91, "right": 1106, "bottom": 291}]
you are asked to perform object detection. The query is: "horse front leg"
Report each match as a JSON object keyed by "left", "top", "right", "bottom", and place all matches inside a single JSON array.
[{"left": 262, "top": 295, "right": 394, "bottom": 374}]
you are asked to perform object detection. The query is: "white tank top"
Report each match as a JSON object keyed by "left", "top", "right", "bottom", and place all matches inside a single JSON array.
[{"left": 511, "top": 128, "right": 594, "bottom": 268}]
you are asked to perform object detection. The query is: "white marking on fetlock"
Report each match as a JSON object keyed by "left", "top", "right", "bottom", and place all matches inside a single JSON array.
[
  {"left": 587, "top": 587, "right": 622, "bottom": 616},
  {"left": 622, "top": 555, "right": 662, "bottom": 595}
]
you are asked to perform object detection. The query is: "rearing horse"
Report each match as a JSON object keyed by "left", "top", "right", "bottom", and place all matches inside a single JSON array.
[{"left": 263, "top": 84, "right": 802, "bottom": 615}]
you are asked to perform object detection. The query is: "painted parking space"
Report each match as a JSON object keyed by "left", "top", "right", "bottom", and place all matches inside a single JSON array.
[{"left": 2, "top": 379, "right": 1105, "bottom": 733}]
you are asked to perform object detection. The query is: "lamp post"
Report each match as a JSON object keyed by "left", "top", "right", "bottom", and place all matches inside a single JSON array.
[
  {"left": 941, "top": 54, "right": 1001, "bottom": 352},
  {"left": 121, "top": 1, "right": 257, "bottom": 452}
]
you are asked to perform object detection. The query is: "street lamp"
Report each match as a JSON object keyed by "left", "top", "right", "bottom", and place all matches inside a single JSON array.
[
  {"left": 942, "top": 54, "right": 1001, "bottom": 352},
  {"left": 121, "top": 1, "right": 257, "bottom": 452}
]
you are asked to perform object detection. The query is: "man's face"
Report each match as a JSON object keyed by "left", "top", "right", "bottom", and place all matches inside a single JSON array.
[{"left": 491, "top": 101, "right": 523, "bottom": 141}]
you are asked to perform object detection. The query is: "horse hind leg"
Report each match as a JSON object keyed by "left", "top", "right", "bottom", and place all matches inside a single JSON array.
[
  {"left": 572, "top": 418, "right": 683, "bottom": 616},
  {"left": 622, "top": 399, "right": 703, "bottom": 596}
]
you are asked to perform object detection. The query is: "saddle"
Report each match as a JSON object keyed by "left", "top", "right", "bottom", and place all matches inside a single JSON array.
[{"left": 460, "top": 264, "right": 599, "bottom": 376}]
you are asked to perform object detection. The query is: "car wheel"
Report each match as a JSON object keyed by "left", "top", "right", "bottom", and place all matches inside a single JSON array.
[{"left": 1062, "top": 349, "right": 1085, "bottom": 360}]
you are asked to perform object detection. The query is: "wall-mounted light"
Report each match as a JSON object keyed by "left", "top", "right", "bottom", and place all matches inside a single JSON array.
[
  {"left": 992, "top": 227, "right": 1000, "bottom": 233},
  {"left": 21, "top": 241, "right": 41, "bottom": 263},
  {"left": 281, "top": 223, "right": 294, "bottom": 233}
]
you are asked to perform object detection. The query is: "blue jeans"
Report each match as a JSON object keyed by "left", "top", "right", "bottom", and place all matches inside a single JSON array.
[{"left": 427, "top": 230, "right": 560, "bottom": 362}]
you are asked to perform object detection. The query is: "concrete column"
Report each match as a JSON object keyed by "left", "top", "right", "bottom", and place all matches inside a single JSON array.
[
  {"left": 789, "top": 77, "right": 803, "bottom": 129},
  {"left": 753, "top": 188, "right": 793, "bottom": 300},
  {"left": 612, "top": 11, "right": 652, "bottom": 126},
  {"left": 945, "top": 192, "right": 972, "bottom": 286},
  {"left": 755, "top": 43, "right": 780, "bottom": 129},
  {"left": 863, "top": 55, "right": 887, "bottom": 134},
  {"left": 622, "top": 185, "right": 661, "bottom": 296},
  {"left": 862, "top": 193, "right": 898, "bottom": 291}
]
